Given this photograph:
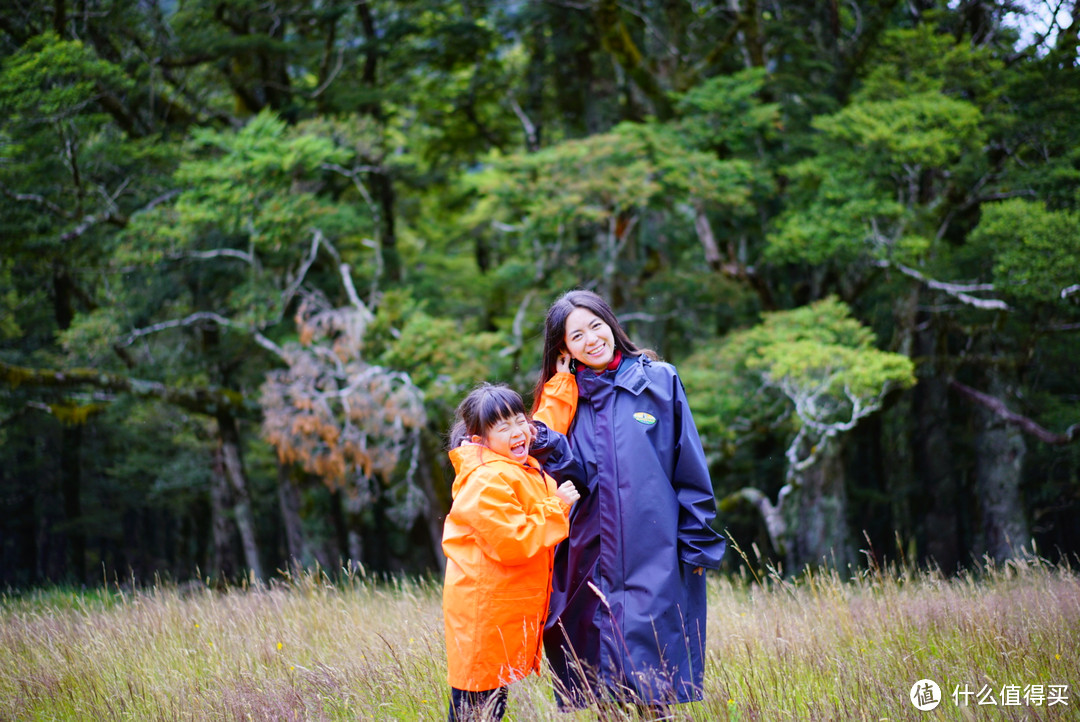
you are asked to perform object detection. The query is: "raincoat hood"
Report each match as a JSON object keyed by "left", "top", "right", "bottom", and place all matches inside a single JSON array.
[{"left": 448, "top": 444, "right": 541, "bottom": 497}]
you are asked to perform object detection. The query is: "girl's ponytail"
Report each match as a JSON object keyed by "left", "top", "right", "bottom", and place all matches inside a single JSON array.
[{"left": 448, "top": 419, "right": 470, "bottom": 450}]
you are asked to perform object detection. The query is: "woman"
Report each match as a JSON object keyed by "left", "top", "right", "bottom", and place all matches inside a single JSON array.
[{"left": 531, "top": 289, "right": 726, "bottom": 710}]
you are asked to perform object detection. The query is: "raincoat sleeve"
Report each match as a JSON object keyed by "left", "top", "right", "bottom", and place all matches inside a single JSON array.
[
  {"left": 671, "top": 371, "right": 726, "bottom": 570},
  {"left": 529, "top": 421, "right": 589, "bottom": 497},
  {"left": 452, "top": 467, "right": 570, "bottom": 565},
  {"left": 533, "top": 372, "right": 578, "bottom": 435}
]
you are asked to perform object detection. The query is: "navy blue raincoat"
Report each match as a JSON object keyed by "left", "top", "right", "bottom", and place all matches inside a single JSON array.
[{"left": 535, "top": 355, "right": 725, "bottom": 707}]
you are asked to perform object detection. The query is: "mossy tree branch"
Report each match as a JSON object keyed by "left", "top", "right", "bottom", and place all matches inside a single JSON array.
[{"left": 1, "top": 361, "right": 259, "bottom": 420}]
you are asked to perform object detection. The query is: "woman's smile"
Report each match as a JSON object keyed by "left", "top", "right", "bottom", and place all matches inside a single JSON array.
[{"left": 564, "top": 307, "right": 616, "bottom": 371}]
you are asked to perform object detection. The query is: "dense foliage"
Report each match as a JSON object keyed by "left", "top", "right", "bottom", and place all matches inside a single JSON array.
[{"left": 2, "top": 0, "right": 1078, "bottom": 585}]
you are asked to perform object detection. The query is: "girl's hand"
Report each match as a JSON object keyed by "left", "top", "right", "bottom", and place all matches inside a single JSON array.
[
  {"left": 555, "top": 480, "right": 580, "bottom": 506},
  {"left": 555, "top": 352, "right": 572, "bottom": 374}
]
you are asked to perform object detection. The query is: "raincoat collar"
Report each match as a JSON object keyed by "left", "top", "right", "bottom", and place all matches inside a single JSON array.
[
  {"left": 577, "top": 353, "right": 652, "bottom": 397},
  {"left": 448, "top": 444, "right": 541, "bottom": 495}
]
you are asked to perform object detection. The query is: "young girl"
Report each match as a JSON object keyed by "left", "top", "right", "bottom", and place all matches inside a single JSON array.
[{"left": 442, "top": 383, "right": 581, "bottom": 721}]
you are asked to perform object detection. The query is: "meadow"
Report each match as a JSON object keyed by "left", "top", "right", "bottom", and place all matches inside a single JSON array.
[{"left": 2, "top": 548, "right": 1078, "bottom": 721}]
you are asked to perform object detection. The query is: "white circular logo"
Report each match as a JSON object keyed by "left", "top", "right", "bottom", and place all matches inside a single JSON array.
[{"left": 910, "top": 679, "right": 942, "bottom": 711}]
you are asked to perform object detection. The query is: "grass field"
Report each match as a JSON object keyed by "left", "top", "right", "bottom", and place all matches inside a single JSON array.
[{"left": 2, "top": 549, "right": 1078, "bottom": 721}]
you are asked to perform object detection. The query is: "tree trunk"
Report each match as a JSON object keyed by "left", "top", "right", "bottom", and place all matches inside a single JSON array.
[
  {"left": 8, "top": 444, "right": 39, "bottom": 585},
  {"left": 787, "top": 442, "right": 854, "bottom": 572},
  {"left": 216, "top": 410, "right": 264, "bottom": 581},
  {"left": 973, "top": 376, "right": 1030, "bottom": 563},
  {"left": 375, "top": 173, "right": 401, "bottom": 283},
  {"left": 914, "top": 372, "right": 961, "bottom": 572},
  {"left": 53, "top": 264, "right": 87, "bottom": 583},
  {"left": 418, "top": 431, "right": 448, "bottom": 573},
  {"left": 523, "top": 18, "right": 546, "bottom": 150},
  {"left": 59, "top": 424, "right": 86, "bottom": 583},
  {"left": 343, "top": 489, "right": 365, "bottom": 571},
  {"left": 593, "top": 0, "right": 674, "bottom": 120},
  {"left": 329, "top": 487, "right": 349, "bottom": 568},
  {"left": 354, "top": 1, "right": 401, "bottom": 284},
  {"left": 888, "top": 287, "right": 961, "bottom": 570},
  {"left": 276, "top": 460, "right": 311, "bottom": 567},
  {"left": 911, "top": 313, "right": 960, "bottom": 572},
  {"left": 210, "top": 446, "right": 239, "bottom": 581}
]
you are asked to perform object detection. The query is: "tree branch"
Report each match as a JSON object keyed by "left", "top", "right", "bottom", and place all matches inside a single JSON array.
[
  {"left": 499, "top": 290, "right": 537, "bottom": 358},
  {"left": 170, "top": 248, "right": 255, "bottom": 264},
  {"left": 721, "top": 485, "right": 792, "bottom": 557},
  {"left": 118, "top": 311, "right": 286, "bottom": 360},
  {"left": 508, "top": 95, "right": 540, "bottom": 152},
  {"left": 875, "top": 259, "right": 1010, "bottom": 311},
  {"left": 280, "top": 229, "right": 324, "bottom": 312},
  {"left": 0, "top": 183, "right": 70, "bottom": 218},
  {"left": 1, "top": 361, "right": 258, "bottom": 419},
  {"left": 949, "top": 379, "right": 1080, "bottom": 445},
  {"left": 593, "top": 0, "right": 674, "bottom": 119}
]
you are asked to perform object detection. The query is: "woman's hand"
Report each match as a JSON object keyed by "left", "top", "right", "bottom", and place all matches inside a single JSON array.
[
  {"left": 555, "top": 352, "right": 572, "bottom": 374},
  {"left": 555, "top": 480, "right": 580, "bottom": 506}
]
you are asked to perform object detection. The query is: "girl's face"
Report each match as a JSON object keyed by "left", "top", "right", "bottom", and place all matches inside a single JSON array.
[
  {"left": 477, "top": 412, "right": 532, "bottom": 463},
  {"left": 564, "top": 307, "right": 616, "bottom": 371}
]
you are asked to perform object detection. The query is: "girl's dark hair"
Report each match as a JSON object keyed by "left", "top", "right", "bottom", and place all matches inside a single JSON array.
[
  {"left": 449, "top": 383, "right": 528, "bottom": 449},
  {"left": 531, "top": 289, "right": 654, "bottom": 413}
]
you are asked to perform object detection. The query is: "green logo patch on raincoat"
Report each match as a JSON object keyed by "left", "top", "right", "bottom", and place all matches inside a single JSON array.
[{"left": 633, "top": 411, "right": 657, "bottom": 426}]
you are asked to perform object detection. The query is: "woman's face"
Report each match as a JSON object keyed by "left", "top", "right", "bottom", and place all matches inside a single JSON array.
[{"left": 564, "top": 307, "right": 616, "bottom": 371}]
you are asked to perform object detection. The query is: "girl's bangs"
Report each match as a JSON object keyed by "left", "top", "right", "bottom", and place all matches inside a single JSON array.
[{"left": 477, "top": 386, "right": 526, "bottom": 430}]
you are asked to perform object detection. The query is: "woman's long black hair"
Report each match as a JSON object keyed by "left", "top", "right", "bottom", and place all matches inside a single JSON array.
[
  {"left": 449, "top": 382, "right": 528, "bottom": 449},
  {"left": 531, "top": 290, "right": 653, "bottom": 413}
]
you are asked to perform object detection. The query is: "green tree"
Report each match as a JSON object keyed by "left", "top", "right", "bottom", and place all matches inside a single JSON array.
[{"left": 684, "top": 297, "right": 914, "bottom": 572}]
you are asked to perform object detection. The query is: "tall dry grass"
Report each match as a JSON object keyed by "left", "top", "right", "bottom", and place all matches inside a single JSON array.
[{"left": 1, "top": 551, "right": 1077, "bottom": 721}]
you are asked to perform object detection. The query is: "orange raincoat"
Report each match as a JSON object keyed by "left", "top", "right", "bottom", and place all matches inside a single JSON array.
[{"left": 442, "top": 440, "right": 572, "bottom": 691}]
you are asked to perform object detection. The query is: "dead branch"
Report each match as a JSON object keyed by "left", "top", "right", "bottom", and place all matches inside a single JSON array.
[
  {"left": 499, "top": 290, "right": 537, "bottom": 358},
  {"left": 508, "top": 95, "right": 539, "bottom": 152},
  {"left": 172, "top": 248, "right": 256, "bottom": 264},
  {"left": 721, "top": 485, "right": 793, "bottom": 557},
  {"left": 118, "top": 311, "right": 286, "bottom": 360},
  {"left": 875, "top": 259, "right": 1009, "bottom": 311}
]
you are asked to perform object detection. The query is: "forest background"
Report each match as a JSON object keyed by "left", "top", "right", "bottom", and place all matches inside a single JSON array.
[{"left": 1, "top": 0, "right": 1078, "bottom": 588}]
